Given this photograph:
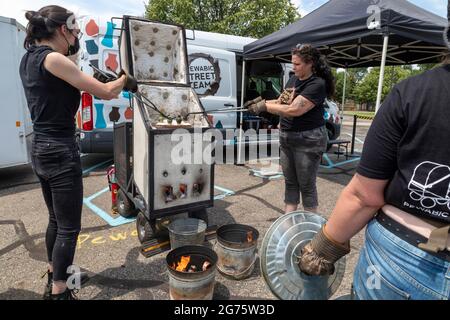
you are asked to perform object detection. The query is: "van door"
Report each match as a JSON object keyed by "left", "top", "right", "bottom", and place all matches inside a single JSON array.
[{"left": 187, "top": 44, "right": 237, "bottom": 129}]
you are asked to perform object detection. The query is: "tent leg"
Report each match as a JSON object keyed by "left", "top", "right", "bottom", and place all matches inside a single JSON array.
[
  {"left": 341, "top": 68, "right": 347, "bottom": 118},
  {"left": 237, "top": 60, "right": 246, "bottom": 164},
  {"left": 375, "top": 34, "right": 389, "bottom": 113}
]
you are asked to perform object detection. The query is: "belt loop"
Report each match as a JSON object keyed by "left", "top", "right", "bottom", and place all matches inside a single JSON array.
[{"left": 418, "top": 225, "right": 450, "bottom": 253}]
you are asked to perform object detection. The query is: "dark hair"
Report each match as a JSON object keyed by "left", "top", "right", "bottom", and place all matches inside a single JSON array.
[
  {"left": 292, "top": 44, "right": 336, "bottom": 99},
  {"left": 24, "top": 5, "right": 75, "bottom": 49}
]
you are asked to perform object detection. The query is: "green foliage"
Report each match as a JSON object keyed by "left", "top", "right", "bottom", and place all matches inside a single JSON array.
[
  {"left": 145, "top": 0, "right": 299, "bottom": 38},
  {"left": 336, "top": 64, "right": 437, "bottom": 105}
]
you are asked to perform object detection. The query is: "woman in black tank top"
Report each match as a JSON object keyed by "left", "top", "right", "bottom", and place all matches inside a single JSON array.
[{"left": 19, "top": 5, "right": 128, "bottom": 300}]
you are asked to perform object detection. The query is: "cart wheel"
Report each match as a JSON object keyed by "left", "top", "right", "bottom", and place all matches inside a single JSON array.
[
  {"left": 136, "top": 212, "right": 154, "bottom": 244},
  {"left": 188, "top": 208, "right": 209, "bottom": 225},
  {"left": 117, "top": 189, "right": 138, "bottom": 218}
]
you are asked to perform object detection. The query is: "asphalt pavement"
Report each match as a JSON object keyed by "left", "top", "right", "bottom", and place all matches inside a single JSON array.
[{"left": 0, "top": 122, "right": 369, "bottom": 300}]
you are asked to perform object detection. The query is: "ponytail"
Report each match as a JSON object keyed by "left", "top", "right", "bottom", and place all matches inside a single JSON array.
[{"left": 24, "top": 5, "right": 74, "bottom": 49}]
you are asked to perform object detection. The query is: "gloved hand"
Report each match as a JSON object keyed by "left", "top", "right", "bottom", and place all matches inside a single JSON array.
[
  {"left": 93, "top": 70, "right": 116, "bottom": 83},
  {"left": 118, "top": 69, "right": 138, "bottom": 93},
  {"left": 243, "top": 96, "right": 263, "bottom": 108},
  {"left": 298, "top": 226, "right": 350, "bottom": 276},
  {"left": 278, "top": 88, "right": 294, "bottom": 104},
  {"left": 247, "top": 99, "right": 267, "bottom": 115}
]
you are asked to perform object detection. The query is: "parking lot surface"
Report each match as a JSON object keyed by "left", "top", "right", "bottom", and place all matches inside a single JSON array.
[{"left": 0, "top": 122, "right": 368, "bottom": 300}]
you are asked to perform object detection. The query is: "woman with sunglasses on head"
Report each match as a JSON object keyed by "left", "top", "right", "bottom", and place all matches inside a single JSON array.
[
  {"left": 19, "top": 5, "right": 135, "bottom": 300},
  {"left": 247, "top": 44, "right": 335, "bottom": 214}
]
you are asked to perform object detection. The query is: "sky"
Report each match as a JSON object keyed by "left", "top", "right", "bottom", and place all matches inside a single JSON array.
[
  {"left": 0, "top": 0, "right": 446, "bottom": 28},
  {"left": 292, "top": 0, "right": 446, "bottom": 18}
]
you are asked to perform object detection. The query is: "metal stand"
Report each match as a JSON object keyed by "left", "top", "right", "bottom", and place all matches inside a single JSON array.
[{"left": 348, "top": 114, "right": 360, "bottom": 158}]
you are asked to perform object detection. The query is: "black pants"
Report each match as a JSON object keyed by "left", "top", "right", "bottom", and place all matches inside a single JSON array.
[{"left": 31, "top": 135, "right": 83, "bottom": 281}]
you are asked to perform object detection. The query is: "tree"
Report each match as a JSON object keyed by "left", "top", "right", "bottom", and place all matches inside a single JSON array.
[
  {"left": 334, "top": 68, "right": 368, "bottom": 103},
  {"left": 145, "top": 0, "right": 299, "bottom": 38},
  {"left": 353, "top": 66, "right": 411, "bottom": 106},
  {"left": 337, "top": 63, "right": 437, "bottom": 109}
]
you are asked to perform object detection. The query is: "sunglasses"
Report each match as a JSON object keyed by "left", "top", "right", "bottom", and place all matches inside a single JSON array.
[{"left": 292, "top": 43, "right": 312, "bottom": 53}]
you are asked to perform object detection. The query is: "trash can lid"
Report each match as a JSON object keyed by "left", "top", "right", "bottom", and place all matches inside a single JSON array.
[{"left": 259, "top": 211, "right": 346, "bottom": 300}]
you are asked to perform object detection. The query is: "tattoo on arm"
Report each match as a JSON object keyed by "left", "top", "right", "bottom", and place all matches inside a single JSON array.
[
  {"left": 289, "top": 95, "right": 315, "bottom": 117},
  {"left": 293, "top": 97, "right": 307, "bottom": 108}
]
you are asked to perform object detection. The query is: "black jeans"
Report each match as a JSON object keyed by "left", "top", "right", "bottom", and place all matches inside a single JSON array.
[
  {"left": 31, "top": 135, "right": 83, "bottom": 281},
  {"left": 280, "top": 126, "right": 327, "bottom": 208}
]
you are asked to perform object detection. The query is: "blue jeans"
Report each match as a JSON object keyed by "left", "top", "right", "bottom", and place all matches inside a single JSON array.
[
  {"left": 31, "top": 135, "right": 83, "bottom": 281},
  {"left": 280, "top": 127, "right": 327, "bottom": 208},
  {"left": 353, "top": 219, "right": 450, "bottom": 300}
]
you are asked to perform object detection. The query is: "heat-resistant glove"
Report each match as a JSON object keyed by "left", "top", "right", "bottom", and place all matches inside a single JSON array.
[
  {"left": 247, "top": 99, "right": 267, "bottom": 115},
  {"left": 118, "top": 69, "right": 138, "bottom": 93},
  {"left": 298, "top": 226, "right": 350, "bottom": 276},
  {"left": 243, "top": 96, "right": 263, "bottom": 108}
]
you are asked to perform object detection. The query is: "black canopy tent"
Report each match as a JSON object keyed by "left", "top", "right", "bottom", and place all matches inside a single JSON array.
[
  {"left": 244, "top": 0, "right": 447, "bottom": 66},
  {"left": 241, "top": 0, "right": 447, "bottom": 112}
]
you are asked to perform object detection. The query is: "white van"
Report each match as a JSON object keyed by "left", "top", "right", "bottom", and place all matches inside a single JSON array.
[
  {"left": 0, "top": 16, "right": 32, "bottom": 169},
  {"left": 76, "top": 16, "right": 291, "bottom": 153}
]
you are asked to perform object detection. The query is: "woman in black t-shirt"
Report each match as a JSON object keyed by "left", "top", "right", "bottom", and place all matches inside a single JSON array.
[
  {"left": 19, "top": 5, "right": 134, "bottom": 300},
  {"left": 247, "top": 44, "right": 335, "bottom": 214}
]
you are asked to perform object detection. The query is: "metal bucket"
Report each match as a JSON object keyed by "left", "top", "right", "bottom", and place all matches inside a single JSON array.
[
  {"left": 168, "top": 218, "right": 207, "bottom": 249},
  {"left": 166, "top": 245, "right": 218, "bottom": 300},
  {"left": 214, "top": 224, "right": 259, "bottom": 280}
]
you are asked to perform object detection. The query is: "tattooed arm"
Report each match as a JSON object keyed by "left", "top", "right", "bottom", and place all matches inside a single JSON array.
[{"left": 265, "top": 94, "right": 315, "bottom": 117}]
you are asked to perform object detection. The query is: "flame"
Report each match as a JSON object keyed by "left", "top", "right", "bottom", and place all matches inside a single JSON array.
[
  {"left": 247, "top": 231, "right": 253, "bottom": 243},
  {"left": 175, "top": 255, "right": 191, "bottom": 272}
]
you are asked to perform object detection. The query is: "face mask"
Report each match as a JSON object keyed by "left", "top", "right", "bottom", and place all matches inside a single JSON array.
[
  {"left": 68, "top": 37, "right": 80, "bottom": 56},
  {"left": 63, "top": 29, "right": 80, "bottom": 57}
]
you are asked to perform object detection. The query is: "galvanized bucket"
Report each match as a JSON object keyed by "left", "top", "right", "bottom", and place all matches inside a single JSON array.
[
  {"left": 167, "top": 218, "right": 207, "bottom": 249},
  {"left": 214, "top": 224, "right": 259, "bottom": 280},
  {"left": 166, "top": 245, "right": 217, "bottom": 300}
]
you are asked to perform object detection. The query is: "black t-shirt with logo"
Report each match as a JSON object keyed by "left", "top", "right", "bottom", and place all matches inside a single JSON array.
[
  {"left": 281, "top": 75, "right": 326, "bottom": 132},
  {"left": 19, "top": 45, "right": 81, "bottom": 138},
  {"left": 357, "top": 65, "right": 450, "bottom": 223}
]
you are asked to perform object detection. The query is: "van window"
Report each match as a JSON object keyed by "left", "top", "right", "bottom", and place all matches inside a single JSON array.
[{"left": 245, "top": 60, "right": 283, "bottom": 101}]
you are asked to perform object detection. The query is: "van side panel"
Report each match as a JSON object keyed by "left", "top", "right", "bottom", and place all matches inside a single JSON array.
[
  {"left": 78, "top": 17, "right": 131, "bottom": 153},
  {"left": 187, "top": 44, "right": 237, "bottom": 129},
  {"left": 0, "top": 18, "right": 29, "bottom": 168}
]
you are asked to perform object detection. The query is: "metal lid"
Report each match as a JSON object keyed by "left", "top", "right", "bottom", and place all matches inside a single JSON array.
[
  {"left": 260, "top": 211, "right": 346, "bottom": 300},
  {"left": 120, "top": 17, "right": 189, "bottom": 86}
]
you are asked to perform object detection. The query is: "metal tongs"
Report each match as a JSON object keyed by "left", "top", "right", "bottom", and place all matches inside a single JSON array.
[{"left": 89, "top": 64, "right": 248, "bottom": 122}]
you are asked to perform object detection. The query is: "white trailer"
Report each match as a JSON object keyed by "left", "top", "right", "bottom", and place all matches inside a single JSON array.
[{"left": 0, "top": 16, "right": 32, "bottom": 169}]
